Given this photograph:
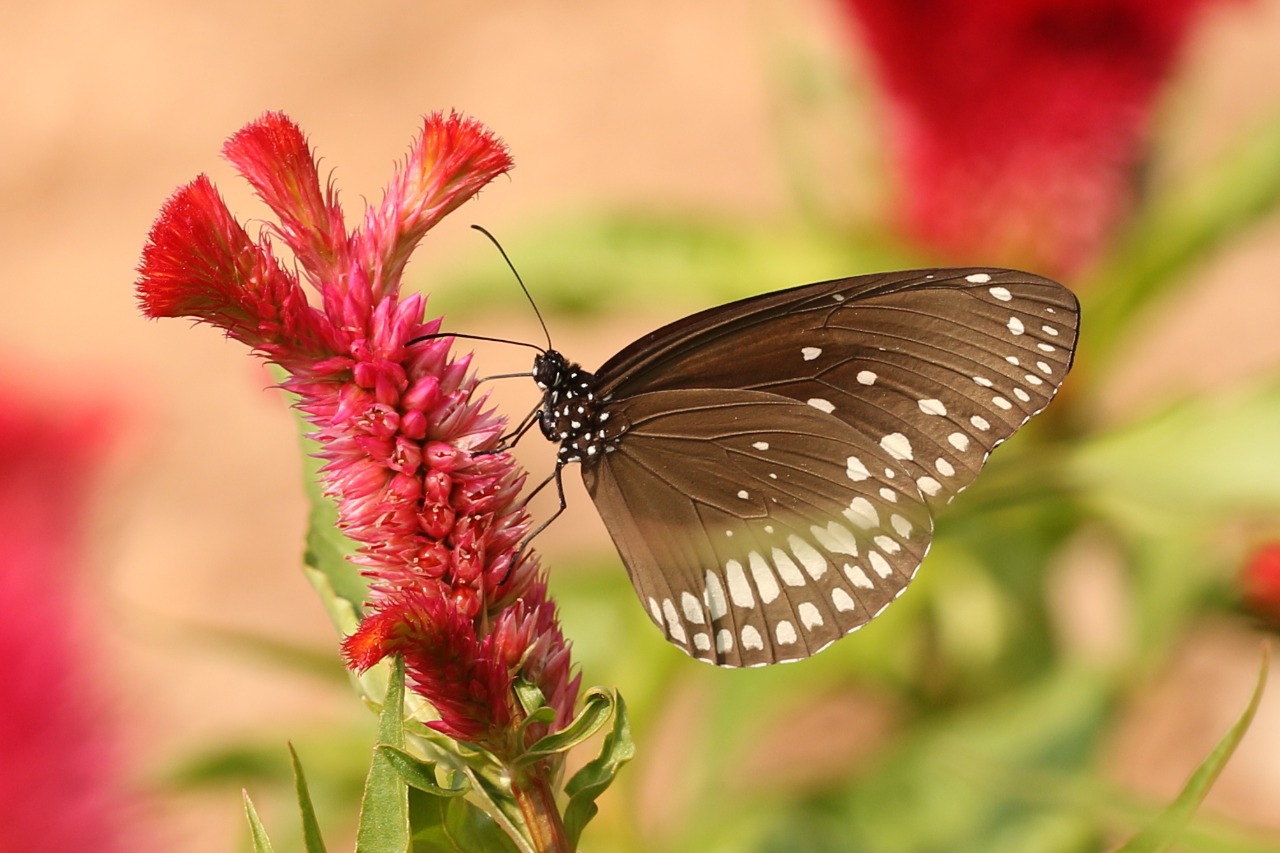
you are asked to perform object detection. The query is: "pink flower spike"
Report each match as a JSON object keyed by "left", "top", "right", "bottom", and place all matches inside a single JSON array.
[
  {"left": 224, "top": 112, "right": 350, "bottom": 288},
  {"left": 139, "top": 112, "right": 582, "bottom": 770},
  {"left": 356, "top": 112, "right": 514, "bottom": 299}
]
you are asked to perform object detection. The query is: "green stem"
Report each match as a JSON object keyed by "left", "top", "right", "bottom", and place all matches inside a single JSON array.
[{"left": 511, "top": 766, "right": 571, "bottom": 853}]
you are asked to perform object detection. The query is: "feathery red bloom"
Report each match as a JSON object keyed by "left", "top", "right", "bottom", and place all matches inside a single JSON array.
[
  {"left": 136, "top": 112, "right": 580, "bottom": 755},
  {"left": 0, "top": 383, "right": 130, "bottom": 850},
  {"left": 838, "top": 0, "right": 1233, "bottom": 275}
]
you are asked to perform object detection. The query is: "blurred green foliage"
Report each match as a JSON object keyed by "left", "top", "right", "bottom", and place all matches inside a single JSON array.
[
  {"left": 405, "top": 110, "right": 1280, "bottom": 850},
  {"left": 182, "top": 40, "right": 1280, "bottom": 853}
]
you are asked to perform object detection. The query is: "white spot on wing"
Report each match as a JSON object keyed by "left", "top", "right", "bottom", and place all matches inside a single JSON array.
[
  {"left": 1008, "top": 317, "right": 1025, "bottom": 335},
  {"left": 681, "top": 591, "right": 704, "bottom": 624},
  {"left": 775, "top": 620, "right": 797, "bottom": 645},
  {"left": 741, "top": 625, "right": 764, "bottom": 651},
  {"left": 704, "top": 571, "right": 728, "bottom": 619},
  {"left": 918, "top": 398, "right": 947, "bottom": 416},
  {"left": 799, "top": 602, "right": 824, "bottom": 629},
  {"left": 693, "top": 632, "right": 711, "bottom": 652},
  {"left": 868, "top": 551, "right": 893, "bottom": 578},
  {"left": 787, "top": 535, "right": 827, "bottom": 580},
  {"left": 844, "top": 563, "right": 874, "bottom": 589},
  {"left": 948, "top": 432, "right": 970, "bottom": 452},
  {"left": 993, "top": 396, "right": 1013, "bottom": 410},
  {"left": 973, "top": 376, "right": 994, "bottom": 388},
  {"left": 971, "top": 415, "right": 991, "bottom": 431},
  {"left": 844, "top": 496, "right": 880, "bottom": 529},
  {"left": 737, "top": 489, "right": 750, "bottom": 499},
  {"left": 770, "top": 548, "right": 806, "bottom": 585},
  {"left": 881, "top": 432, "right": 913, "bottom": 460},
  {"left": 917, "top": 475, "right": 942, "bottom": 496},
  {"left": 873, "top": 535, "right": 901, "bottom": 554},
  {"left": 811, "top": 521, "right": 858, "bottom": 556},
  {"left": 752, "top": 440, "right": 770, "bottom": 450},
  {"left": 725, "top": 560, "right": 753, "bottom": 607},
  {"left": 802, "top": 347, "right": 822, "bottom": 361},
  {"left": 988, "top": 285, "right": 1012, "bottom": 300},
  {"left": 857, "top": 370, "right": 877, "bottom": 385},
  {"left": 832, "top": 588, "right": 857, "bottom": 611},
  {"left": 661, "top": 599, "right": 687, "bottom": 643},
  {"left": 807, "top": 398, "right": 835, "bottom": 414},
  {"left": 748, "top": 551, "right": 780, "bottom": 604},
  {"left": 715, "top": 629, "right": 733, "bottom": 653},
  {"left": 846, "top": 456, "right": 870, "bottom": 482},
  {"left": 966, "top": 272, "right": 992, "bottom": 283},
  {"left": 890, "top": 514, "right": 913, "bottom": 538},
  {"left": 936, "top": 457, "right": 955, "bottom": 477}
]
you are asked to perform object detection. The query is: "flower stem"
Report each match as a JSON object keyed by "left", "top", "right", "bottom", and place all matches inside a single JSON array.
[{"left": 512, "top": 766, "right": 572, "bottom": 853}]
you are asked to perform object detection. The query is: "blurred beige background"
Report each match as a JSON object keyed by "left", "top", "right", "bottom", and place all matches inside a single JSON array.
[{"left": 4, "top": 1, "right": 1280, "bottom": 848}]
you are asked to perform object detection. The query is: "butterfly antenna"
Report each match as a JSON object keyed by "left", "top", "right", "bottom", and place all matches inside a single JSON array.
[
  {"left": 406, "top": 330, "right": 545, "bottom": 353},
  {"left": 471, "top": 224, "right": 554, "bottom": 352}
]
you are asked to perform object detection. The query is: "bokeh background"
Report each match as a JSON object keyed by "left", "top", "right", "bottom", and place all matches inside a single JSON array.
[{"left": 4, "top": 1, "right": 1280, "bottom": 850}]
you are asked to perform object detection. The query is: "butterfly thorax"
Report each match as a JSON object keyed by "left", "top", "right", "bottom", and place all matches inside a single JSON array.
[{"left": 534, "top": 350, "right": 627, "bottom": 466}]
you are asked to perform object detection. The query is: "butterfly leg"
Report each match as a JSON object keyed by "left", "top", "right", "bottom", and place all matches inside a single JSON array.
[
  {"left": 473, "top": 399, "right": 542, "bottom": 457},
  {"left": 494, "top": 463, "right": 569, "bottom": 586}
]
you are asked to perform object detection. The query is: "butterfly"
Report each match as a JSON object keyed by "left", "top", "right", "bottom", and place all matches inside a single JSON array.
[{"left": 515, "top": 268, "right": 1078, "bottom": 667}]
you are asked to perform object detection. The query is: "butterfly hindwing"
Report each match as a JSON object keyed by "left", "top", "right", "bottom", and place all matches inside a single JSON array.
[{"left": 581, "top": 388, "right": 933, "bottom": 667}]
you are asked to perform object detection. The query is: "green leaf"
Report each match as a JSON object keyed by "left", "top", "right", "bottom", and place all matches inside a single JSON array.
[
  {"left": 356, "top": 656, "right": 409, "bottom": 853},
  {"left": 408, "top": 787, "right": 522, "bottom": 853},
  {"left": 515, "top": 687, "right": 616, "bottom": 768},
  {"left": 375, "top": 745, "right": 470, "bottom": 798},
  {"left": 243, "top": 791, "right": 277, "bottom": 853},
  {"left": 562, "top": 691, "right": 635, "bottom": 850},
  {"left": 512, "top": 678, "right": 548, "bottom": 717},
  {"left": 289, "top": 744, "right": 328, "bottom": 853},
  {"left": 1117, "top": 648, "right": 1270, "bottom": 853},
  {"left": 1072, "top": 382, "right": 1280, "bottom": 523},
  {"left": 1085, "top": 110, "right": 1280, "bottom": 366}
]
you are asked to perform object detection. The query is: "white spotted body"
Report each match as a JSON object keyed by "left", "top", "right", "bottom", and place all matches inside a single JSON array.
[{"left": 534, "top": 350, "right": 627, "bottom": 464}]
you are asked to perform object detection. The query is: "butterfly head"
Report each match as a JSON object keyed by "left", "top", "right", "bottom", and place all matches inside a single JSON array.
[{"left": 532, "top": 349, "right": 569, "bottom": 394}]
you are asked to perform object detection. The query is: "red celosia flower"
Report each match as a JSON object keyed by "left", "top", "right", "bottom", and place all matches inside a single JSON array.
[
  {"left": 0, "top": 383, "right": 130, "bottom": 849},
  {"left": 838, "top": 0, "right": 1233, "bottom": 276},
  {"left": 136, "top": 112, "right": 580, "bottom": 757},
  {"left": 1241, "top": 541, "right": 1280, "bottom": 624}
]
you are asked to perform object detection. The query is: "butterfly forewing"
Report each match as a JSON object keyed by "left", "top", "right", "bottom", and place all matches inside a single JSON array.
[
  {"left": 582, "top": 389, "right": 933, "bottom": 667},
  {"left": 538, "top": 267, "right": 1078, "bottom": 666},
  {"left": 592, "top": 270, "right": 1078, "bottom": 513}
]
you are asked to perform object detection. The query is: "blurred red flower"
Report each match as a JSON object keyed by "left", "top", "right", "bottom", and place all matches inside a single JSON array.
[
  {"left": 1241, "top": 541, "right": 1280, "bottom": 624},
  {"left": 0, "top": 384, "right": 129, "bottom": 850},
  {"left": 838, "top": 0, "right": 1233, "bottom": 276}
]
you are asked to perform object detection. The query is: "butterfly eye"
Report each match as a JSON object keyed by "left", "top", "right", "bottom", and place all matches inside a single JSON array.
[{"left": 534, "top": 268, "right": 1078, "bottom": 667}]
